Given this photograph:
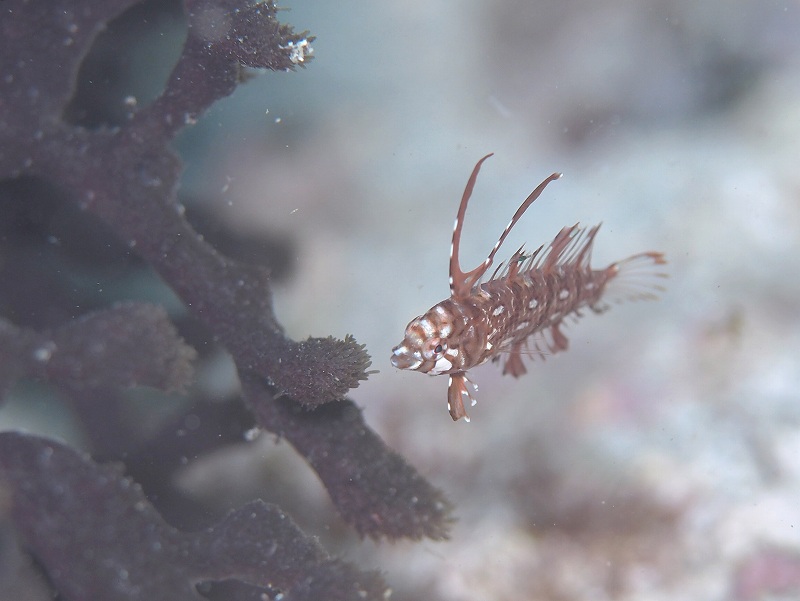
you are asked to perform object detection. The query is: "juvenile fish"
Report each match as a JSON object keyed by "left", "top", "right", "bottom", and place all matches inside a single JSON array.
[{"left": 391, "top": 154, "right": 666, "bottom": 421}]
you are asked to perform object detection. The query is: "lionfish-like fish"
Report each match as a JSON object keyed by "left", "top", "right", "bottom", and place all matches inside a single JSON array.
[{"left": 391, "top": 153, "right": 666, "bottom": 422}]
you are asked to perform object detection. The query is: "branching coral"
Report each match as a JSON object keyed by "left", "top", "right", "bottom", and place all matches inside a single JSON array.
[
  {"left": 0, "top": 432, "right": 388, "bottom": 601},
  {"left": 0, "top": 0, "right": 452, "bottom": 598},
  {"left": 1, "top": 0, "right": 361, "bottom": 406}
]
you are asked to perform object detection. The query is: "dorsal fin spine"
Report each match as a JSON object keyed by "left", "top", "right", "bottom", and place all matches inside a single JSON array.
[{"left": 449, "top": 154, "right": 561, "bottom": 298}]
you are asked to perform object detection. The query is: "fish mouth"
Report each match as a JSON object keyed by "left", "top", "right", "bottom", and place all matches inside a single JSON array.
[{"left": 390, "top": 344, "right": 422, "bottom": 370}]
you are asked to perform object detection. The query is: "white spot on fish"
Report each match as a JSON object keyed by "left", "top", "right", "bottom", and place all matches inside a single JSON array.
[
  {"left": 492, "top": 306, "right": 505, "bottom": 317},
  {"left": 420, "top": 318, "right": 436, "bottom": 338},
  {"left": 528, "top": 298, "right": 538, "bottom": 309},
  {"left": 430, "top": 356, "right": 453, "bottom": 374},
  {"left": 558, "top": 289, "right": 569, "bottom": 300}
]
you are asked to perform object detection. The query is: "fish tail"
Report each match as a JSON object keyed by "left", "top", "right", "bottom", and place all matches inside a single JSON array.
[{"left": 604, "top": 252, "right": 668, "bottom": 303}]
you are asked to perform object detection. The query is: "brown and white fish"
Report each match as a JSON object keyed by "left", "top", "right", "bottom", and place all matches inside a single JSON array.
[{"left": 391, "top": 154, "right": 666, "bottom": 421}]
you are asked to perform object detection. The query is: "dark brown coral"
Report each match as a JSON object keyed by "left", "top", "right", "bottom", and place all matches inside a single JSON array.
[{"left": 0, "top": 0, "right": 453, "bottom": 598}]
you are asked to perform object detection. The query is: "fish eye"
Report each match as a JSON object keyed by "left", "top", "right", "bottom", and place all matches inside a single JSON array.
[{"left": 423, "top": 340, "right": 445, "bottom": 359}]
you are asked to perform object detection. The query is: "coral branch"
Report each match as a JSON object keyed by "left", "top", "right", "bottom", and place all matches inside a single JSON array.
[
  {"left": 0, "top": 432, "right": 389, "bottom": 601},
  {"left": 0, "top": 303, "right": 195, "bottom": 399},
  {"left": 242, "top": 374, "right": 454, "bottom": 540},
  {"left": 0, "top": 0, "right": 366, "bottom": 406},
  {"left": 0, "top": 0, "right": 140, "bottom": 164},
  {"left": 0, "top": 0, "right": 449, "bottom": 577}
]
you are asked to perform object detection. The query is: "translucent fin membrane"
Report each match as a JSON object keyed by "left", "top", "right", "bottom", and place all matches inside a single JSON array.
[{"left": 605, "top": 252, "right": 668, "bottom": 303}]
